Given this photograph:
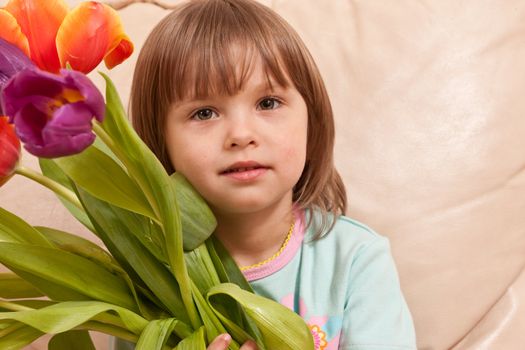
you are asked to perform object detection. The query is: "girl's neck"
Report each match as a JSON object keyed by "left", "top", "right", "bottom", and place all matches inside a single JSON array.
[{"left": 212, "top": 200, "right": 295, "bottom": 268}]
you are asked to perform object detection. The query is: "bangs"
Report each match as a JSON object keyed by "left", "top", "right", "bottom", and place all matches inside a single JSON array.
[
  {"left": 166, "top": 0, "right": 292, "bottom": 101},
  {"left": 174, "top": 44, "right": 290, "bottom": 101}
]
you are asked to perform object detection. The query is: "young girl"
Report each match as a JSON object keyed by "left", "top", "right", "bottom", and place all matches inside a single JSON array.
[{"left": 118, "top": 0, "right": 417, "bottom": 349}]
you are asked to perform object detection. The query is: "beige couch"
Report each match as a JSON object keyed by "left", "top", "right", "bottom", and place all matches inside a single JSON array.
[{"left": 1, "top": 0, "right": 524, "bottom": 349}]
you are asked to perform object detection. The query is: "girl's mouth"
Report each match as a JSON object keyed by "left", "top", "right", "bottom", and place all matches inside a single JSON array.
[
  {"left": 220, "top": 161, "right": 268, "bottom": 181},
  {"left": 222, "top": 166, "right": 262, "bottom": 174}
]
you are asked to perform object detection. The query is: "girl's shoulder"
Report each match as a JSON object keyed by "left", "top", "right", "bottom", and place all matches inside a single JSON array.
[
  {"left": 301, "top": 210, "right": 393, "bottom": 273},
  {"left": 305, "top": 209, "right": 387, "bottom": 250},
  {"left": 332, "top": 214, "right": 383, "bottom": 239}
]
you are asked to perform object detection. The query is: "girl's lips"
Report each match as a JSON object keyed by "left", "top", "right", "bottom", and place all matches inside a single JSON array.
[
  {"left": 222, "top": 167, "right": 268, "bottom": 181},
  {"left": 220, "top": 161, "right": 269, "bottom": 181}
]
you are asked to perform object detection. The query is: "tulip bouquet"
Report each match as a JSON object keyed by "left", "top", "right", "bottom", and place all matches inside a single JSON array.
[{"left": 0, "top": 1, "right": 314, "bottom": 349}]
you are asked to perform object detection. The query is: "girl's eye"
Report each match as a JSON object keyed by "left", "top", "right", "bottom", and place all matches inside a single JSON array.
[
  {"left": 258, "top": 97, "right": 281, "bottom": 110},
  {"left": 192, "top": 108, "right": 216, "bottom": 121}
]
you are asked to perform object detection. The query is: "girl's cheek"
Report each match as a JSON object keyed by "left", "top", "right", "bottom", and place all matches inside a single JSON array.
[
  {"left": 283, "top": 147, "right": 307, "bottom": 170},
  {"left": 286, "top": 147, "right": 298, "bottom": 158}
]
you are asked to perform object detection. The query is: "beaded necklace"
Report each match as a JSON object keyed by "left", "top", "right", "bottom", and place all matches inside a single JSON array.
[{"left": 239, "top": 220, "right": 295, "bottom": 271}]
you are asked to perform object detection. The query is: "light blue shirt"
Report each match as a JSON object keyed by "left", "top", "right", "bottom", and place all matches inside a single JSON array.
[{"left": 247, "top": 211, "right": 417, "bottom": 349}]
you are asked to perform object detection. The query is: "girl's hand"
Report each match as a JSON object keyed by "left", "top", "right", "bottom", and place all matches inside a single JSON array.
[{"left": 207, "top": 334, "right": 259, "bottom": 350}]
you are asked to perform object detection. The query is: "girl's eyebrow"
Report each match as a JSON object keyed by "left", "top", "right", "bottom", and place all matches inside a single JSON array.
[
  {"left": 170, "top": 77, "right": 288, "bottom": 111},
  {"left": 171, "top": 94, "right": 216, "bottom": 108},
  {"left": 170, "top": 99, "right": 210, "bottom": 114},
  {"left": 252, "top": 79, "right": 288, "bottom": 95}
]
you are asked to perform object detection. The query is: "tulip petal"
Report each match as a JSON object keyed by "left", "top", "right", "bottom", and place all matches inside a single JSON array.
[
  {"left": 3, "top": 69, "right": 104, "bottom": 122},
  {"left": 5, "top": 0, "right": 68, "bottom": 72},
  {"left": 41, "top": 103, "right": 96, "bottom": 157},
  {"left": 0, "top": 9, "right": 30, "bottom": 57},
  {"left": 59, "top": 69, "right": 105, "bottom": 122},
  {"left": 0, "top": 39, "right": 34, "bottom": 116},
  {"left": 104, "top": 33, "right": 134, "bottom": 70},
  {"left": 56, "top": 2, "right": 133, "bottom": 73},
  {"left": 0, "top": 116, "right": 21, "bottom": 186},
  {"left": 103, "top": 7, "right": 133, "bottom": 70},
  {"left": 16, "top": 103, "right": 96, "bottom": 158},
  {"left": 3, "top": 68, "right": 105, "bottom": 158},
  {"left": 2, "top": 68, "right": 61, "bottom": 121},
  {"left": 13, "top": 103, "right": 47, "bottom": 146}
]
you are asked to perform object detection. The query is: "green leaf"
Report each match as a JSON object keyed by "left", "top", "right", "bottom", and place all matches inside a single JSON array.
[
  {"left": 135, "top": 319, "right": 178, "bottom": 350},
  {"left": 49, "top": 330, "right": 95, "bottom": 350},
  {"left": 185, "top": 244, "right": 221, "bottom": 294},
  {"left": 39, "top": 158, "right": 94, "bottom": 232},
  {"left": 0, "top": 273, "right": 44, "bottom": 299},
  {"left": 170, "top": 173, "right": 216, "bottom": 251},
  {"left": 185, "top": 244, "right": 258, "bottom": 348},
  {"left": 0, "top": 301, "right": 148, "bottom": 335},
  {"left": 0, "top": 323, "right": 43, "bottom": 350},
  {"left": 8, "top": 268, "right": 92, "bottom": 302},
  {"left": 74, "top": 188, "right": 166, "bottom": 264},
  {"left": 54, "top": 145, "right": 157, "bottom": 222},
  {"left": 0, "top": 207, "right": 53, "bottom": 247},
  {"left": 175, "top": 326, "right": 207, "bottom": 350},
  {"left": 195, "top": 281, "right": 254, "bottom": 350},
  {"left": 1, "top": 300, "right": 55, "bottom": 311},
  {"left": 208, "top": 237, "right": 253, "bottom": 292},
  {"left": 34, "top": 225, "right": 162, "bottom": 319},
  {"left": 35, "top": 226, "right": 117, "bottom": 269},
  {"left": 68, "top": 194, "right": 167, "bottom": 319},
  {"left": 205, "top": 239, "right": 264, "bottom": 346},
  {"left": 207, "top": 283, "right": 315, "bottom": 350},
  {"left": 76, "top": 188, "right": 190, "bottom": 324},
  {"left": 92, "top": 131, "right": 124, "bottom": 166},
  {"left": 0, "top": 242, "right": 137, "bottom": 312},
  {"left": 0, "top": 320, "right": 13, "bottom": 331},
  {"left": 190, "top": 282, "right": 228, "bottom": 346}
]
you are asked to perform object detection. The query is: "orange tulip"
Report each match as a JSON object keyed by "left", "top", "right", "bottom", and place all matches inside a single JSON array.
[
  {"left": 1, "top": 0, "right": 133, "bottom": 73},
  {"left": 0, "top": 9, "right": 30, "bottom": 57},
  {"left": 4, "top": 0, "right": 68, "bottom": 72},
  {"left": 56, "top": 2, "right": 134, "bottom": 73}
]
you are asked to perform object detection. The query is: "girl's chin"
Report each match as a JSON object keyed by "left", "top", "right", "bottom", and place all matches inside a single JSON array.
[{"left": 209, "top": 195, "right": 293, "bottom": 218}]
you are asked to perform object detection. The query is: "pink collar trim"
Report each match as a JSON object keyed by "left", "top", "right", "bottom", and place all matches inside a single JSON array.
[{"left": 242, "top": 209, "right": 306, "bottom": 282}]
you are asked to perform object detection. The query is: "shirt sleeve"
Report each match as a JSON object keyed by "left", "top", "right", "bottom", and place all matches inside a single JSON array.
[{"left": 339, "top": 236, "right": 417, "bottom": 350}]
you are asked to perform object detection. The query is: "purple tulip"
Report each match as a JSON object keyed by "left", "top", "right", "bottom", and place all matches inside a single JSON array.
[
  {"left": 1, "top": 68, "right": 105, "bottom": 158},
  {"left": 0, "top": 38, "right": 34, "bottom": 115}
]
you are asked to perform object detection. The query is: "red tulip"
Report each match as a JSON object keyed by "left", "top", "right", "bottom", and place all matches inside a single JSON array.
[
  {"left": 0, "top": 116, "right": 21, "bottom": 186},
  {"left": 2, "top": 0, "right": 133, "bottom": 73}
]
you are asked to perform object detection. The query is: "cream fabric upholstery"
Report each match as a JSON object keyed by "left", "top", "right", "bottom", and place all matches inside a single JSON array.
[{"left": 1, "top": 1, "right": 524, "bottom": 349}]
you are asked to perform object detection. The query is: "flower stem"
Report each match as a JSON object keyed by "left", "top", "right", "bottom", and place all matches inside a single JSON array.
[
  {"left": 15, "top": 166, "right": 83, "bottom": 211},
  {"left": 0, "top": 300, "right": 34, "bottom": 312},
  {"left": 92, "top": 122, "right": 117, "bottom": 155}
]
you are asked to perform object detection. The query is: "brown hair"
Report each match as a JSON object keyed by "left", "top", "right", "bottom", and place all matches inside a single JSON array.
[{"left": 130, "top": 0, "right": 347, "bottom": 238}]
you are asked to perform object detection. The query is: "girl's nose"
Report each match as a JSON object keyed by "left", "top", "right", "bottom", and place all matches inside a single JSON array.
[{"left": 224, "top": 116, "right": 258, "bottom": 149}]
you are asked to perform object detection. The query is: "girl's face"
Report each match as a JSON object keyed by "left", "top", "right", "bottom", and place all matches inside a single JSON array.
[{"left": 165, "top": 58, "right": 308, "bottom": 218}]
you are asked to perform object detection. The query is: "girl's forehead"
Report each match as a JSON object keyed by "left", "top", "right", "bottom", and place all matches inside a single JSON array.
[
  {"left": 183, "top": 70, "right": 283, "bottom": 104},
  {"left": 175, "top": 47, "right": 291, "bottom": 101}
]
